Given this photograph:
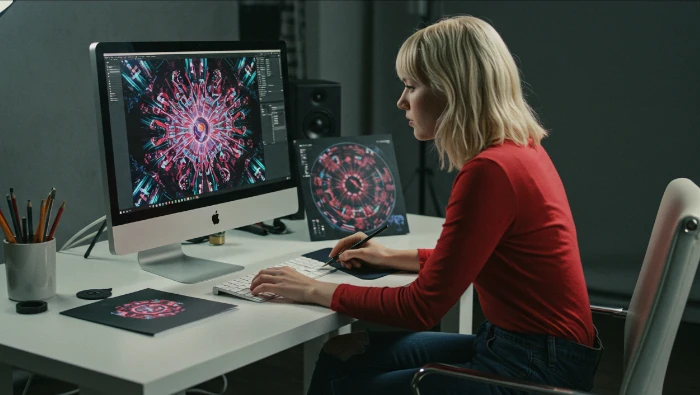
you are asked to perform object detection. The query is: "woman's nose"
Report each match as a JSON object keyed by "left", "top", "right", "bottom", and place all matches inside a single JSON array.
[{"left": 397, "top": 93, "right": 408, "bottom": 110}]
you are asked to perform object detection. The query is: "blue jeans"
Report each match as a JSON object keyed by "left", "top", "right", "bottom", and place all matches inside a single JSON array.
[{"left": 307, "top": 320, "right": 603, "bottom": 395}]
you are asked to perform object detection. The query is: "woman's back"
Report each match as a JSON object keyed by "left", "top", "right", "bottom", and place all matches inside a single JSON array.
[{"left": 472, "top": 140, "right": 594, "bottom": 346}]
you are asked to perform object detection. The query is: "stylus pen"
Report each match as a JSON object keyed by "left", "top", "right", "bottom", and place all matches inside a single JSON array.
[
  {"left": 85, "top": 220, "right": 107, "bottom": 259},
  {"left": 323, "top": 224, "right": 389, "bottom": 267}
]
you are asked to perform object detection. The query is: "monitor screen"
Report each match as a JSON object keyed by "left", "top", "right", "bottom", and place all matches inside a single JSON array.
[
  {"left": 95, "top": 44, "right": 294, "bottom": 226},
  {"left": 91, "top": 41, "right": 299, "bottom": 280}
]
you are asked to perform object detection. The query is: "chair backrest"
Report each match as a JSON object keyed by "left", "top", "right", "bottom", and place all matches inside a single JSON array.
[{"left": 621, "top": 178, "right": 700, "bottom": 395}]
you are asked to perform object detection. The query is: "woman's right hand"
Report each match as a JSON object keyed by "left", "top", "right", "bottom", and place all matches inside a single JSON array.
[{"left": 329, "top": 232, "right": 393, "bottom": 270}]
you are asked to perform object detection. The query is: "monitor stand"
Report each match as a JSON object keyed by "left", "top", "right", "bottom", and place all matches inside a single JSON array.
[{"left": 137, "top": 243, "right": 243, "bottom": 284}]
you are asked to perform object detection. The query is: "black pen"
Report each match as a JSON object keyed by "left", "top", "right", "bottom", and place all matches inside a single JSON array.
[
  {"left": 27, "top": 201, "right": 33, "bottom": 243},
  {"left": 21, "top": 217, "right": 27, "bottom": 244},
  {"left": 323, "top": 224, "right": 389, "bottom": 267}
]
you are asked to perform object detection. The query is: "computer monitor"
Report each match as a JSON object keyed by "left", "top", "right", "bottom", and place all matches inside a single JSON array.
[{"left": 89, "top": 41, "right": 298, "bottom": 283}]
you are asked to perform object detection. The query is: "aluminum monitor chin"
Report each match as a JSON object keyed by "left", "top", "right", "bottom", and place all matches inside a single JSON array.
[{"left": 90, "top": 41, "right": 298, "bottom": 283}]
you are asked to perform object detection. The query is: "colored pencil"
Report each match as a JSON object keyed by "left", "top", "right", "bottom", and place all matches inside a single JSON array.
[
  {"left": 0, "top": 208, "right": 17, "bottom": 244},
  {"left": 10, "top": 189, "right": 23, "bottom": 243},
  {"left": 47, "top": 201, "right": 65, "bottom": 241},
  {"left": 34, "top": 199, "right": 46, "bottom": 243},
  {"left": 44, "top": 188, "right": 56, "bottom": 240},
  {"left": 6, "top": 194, "right": 19, "bottom": 243}
]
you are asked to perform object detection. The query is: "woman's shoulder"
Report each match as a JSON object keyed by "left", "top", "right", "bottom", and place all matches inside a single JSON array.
[
  {"left": 456, "top": 154, "right": 511, "bottom": 186},
  {"left": 458, "top": 140, "right": 549, "bottom": 181},
  {"left": 471, "top": 139, "right": 545, "bottom": 166}
]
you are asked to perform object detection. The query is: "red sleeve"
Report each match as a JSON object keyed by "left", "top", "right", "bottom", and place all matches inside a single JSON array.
[
  {"left": 417, "top": 249, "right": 433, "bottom": 270},
  {"left": 330, "top": 158, "right": 517, "bottom": 331}
]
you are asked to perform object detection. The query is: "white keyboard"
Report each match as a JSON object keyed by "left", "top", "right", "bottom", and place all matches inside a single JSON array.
[{"left": 213, "top": 256, "right": 337, "bottom": 302}]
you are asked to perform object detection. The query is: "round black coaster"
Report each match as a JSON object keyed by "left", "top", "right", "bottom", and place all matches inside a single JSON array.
[
  {"left": 16, "top": 301, "right": 48, "bottom": 315},
  {"left": 76, "top": 288, "right": 113, "bottom": 300}
]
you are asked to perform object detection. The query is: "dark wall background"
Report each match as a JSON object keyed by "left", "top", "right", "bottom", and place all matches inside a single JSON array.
[
  {"left": 0, "top": 0, "right": 240, "bottom": 260},
  {"left": 1, "top": 0, "right": 698, "bottom": 317},
  {"left": 369, "top": 1, "right": 700, "bottom": 316}
]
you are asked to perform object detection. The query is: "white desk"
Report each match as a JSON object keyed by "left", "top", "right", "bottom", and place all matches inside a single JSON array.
[{"left": 0, "top": 214, "right": 472, "bottom": 395}]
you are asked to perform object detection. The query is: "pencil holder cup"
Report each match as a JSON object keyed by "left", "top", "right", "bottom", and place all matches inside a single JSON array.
[{"left": 3, "top": 238, "right": 56, "bottom": 301}]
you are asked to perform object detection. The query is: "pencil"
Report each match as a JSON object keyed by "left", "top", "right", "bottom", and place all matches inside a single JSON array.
[
  {"left": 27, "top": 201, "right": 33, "bottom": 243},
  {"left": 0, "top": 208, "right": 17, "bottom": 244},
  {"left": 10, "top": 189, "right": 23, "bottom": 243},
  {"left": 21, "top": 217, "right": 27, "bottom": 244},
  {"left": 32, "top": 201, "right": 41, "bottom": 243},
  {"left": 44, "top": 188, "right": 56, "bottom": 240},
  {"left": 47, "top": 201, "right": 65, "bottom": 241},
  {"left": 34, "top": 199, "right": 46, "bottom": 243},
  {"left": 6, "top": 194, "right": 19, "bottom": 243}
]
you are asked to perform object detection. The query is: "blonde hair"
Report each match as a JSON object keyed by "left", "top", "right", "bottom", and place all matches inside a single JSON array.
[{"left": 396, "top": 15, "right": 548, "bottom": 171}]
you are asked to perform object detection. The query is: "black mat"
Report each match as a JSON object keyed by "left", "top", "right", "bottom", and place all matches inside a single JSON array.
[{"left": 60, "top": 288, "right": 236, "bottom": 336}]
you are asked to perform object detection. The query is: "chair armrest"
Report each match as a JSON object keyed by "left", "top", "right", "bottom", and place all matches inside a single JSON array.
[
  {"left": 411, "top": 363, "right": 595, "bottom": 395},
  {"left": 590, "top": 304, "right": 627, "bottom": 317}
]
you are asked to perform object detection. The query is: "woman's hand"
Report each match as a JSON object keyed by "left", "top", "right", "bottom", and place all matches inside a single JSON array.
[
  {"left": 329, "top": 232, "right": 393, "bottom": 270},
  {"left": 330, "top": 232, "right": 421, "bottom": 273},
  {"left": 249, "top": 266, "right": 338, "bottom": 306}
]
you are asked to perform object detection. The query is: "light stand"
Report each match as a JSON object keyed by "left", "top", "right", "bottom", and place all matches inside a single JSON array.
[{"left": 404, "top": 0, "right": 443, "bottom": 217}]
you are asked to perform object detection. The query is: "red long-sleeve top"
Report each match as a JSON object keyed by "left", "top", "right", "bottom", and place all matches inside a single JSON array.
[{"left": 330, "top": 140, "right": 595, "bottom": 346}]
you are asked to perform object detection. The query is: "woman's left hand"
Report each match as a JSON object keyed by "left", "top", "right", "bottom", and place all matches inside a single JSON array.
[{"left": 250, "top": 266, "right": 329, "bottom": 304}]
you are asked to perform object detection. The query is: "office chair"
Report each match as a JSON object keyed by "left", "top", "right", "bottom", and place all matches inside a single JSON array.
[{"left": 412, "top": 178, "right": 700, "bottom": 395}]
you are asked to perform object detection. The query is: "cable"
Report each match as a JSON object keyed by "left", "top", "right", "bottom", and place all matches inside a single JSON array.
[
  {"left": 62, "top": 216, "right": 105, "bottom": 250},
  {"left": 183, "top": 235, "right": 210, "bottom": 244},
  {"left": 61, "top": 215, "right": 106, "bottom": 251},
  {"left": 65, "top": 230, "right": 99, "bottom": 251},
  {"left": 260, "top": 218, "right": 287, "bottom": 234},
  {"left": 186, "top": 374, "right": 227, "bottom": 395},
  {"left": 237, "top": 224, "right": 268, "bottom": 236}
]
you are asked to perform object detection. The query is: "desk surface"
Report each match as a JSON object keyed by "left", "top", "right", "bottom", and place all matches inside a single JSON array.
[{"left": 0, "top": 214, "right": 445, "bottom": 395}]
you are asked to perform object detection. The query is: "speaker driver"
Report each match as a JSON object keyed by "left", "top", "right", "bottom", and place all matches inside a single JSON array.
[
  {"left": 303, "top": 110, "right": 335, "bottom": 139},
  {"left": 311, "top": 90, "right": 326, "bottom": 103}
]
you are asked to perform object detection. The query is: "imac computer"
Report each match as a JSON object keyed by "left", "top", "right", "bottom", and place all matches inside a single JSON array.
[{"left": 89, "top": 41, "right": 298, "bottom": 283}]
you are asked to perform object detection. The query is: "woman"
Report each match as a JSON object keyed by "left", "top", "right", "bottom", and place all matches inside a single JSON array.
[{"left": 250, "top": 15, "right": 602, "bottom": 394}]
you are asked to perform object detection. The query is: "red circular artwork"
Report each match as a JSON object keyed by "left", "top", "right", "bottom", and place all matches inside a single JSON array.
[
  {"left": 112, "top": 299, "right": 185, "bottom": 320},
  {"left": 309, "top": 143, "right": 397, "bottom": 233}
]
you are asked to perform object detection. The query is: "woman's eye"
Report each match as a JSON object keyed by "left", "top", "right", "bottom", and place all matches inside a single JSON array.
[{"left": 405, "top": 85, "right": 415, "bottom": 91}]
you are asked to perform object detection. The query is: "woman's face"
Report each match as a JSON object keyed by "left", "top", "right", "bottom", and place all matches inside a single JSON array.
[{"left": 397, "top": 78, "right": 446, "bottom": 141}]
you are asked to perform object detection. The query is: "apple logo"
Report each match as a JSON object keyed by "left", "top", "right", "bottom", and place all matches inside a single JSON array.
[{"left": 212, "top": 211, "right": 220, "bottom": 225}]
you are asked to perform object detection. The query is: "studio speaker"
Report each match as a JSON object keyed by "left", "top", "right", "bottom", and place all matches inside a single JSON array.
[
  {"left": 287, "top": 79, "right": 341, "bottom": 219},
  {"left": 288, "top": 79, "right": 341, "bottom": 140}
]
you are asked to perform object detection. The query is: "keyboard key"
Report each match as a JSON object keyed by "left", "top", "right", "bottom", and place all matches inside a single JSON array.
[{"left": 213, "top": 256, "right": 337, "bottom": 303}]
